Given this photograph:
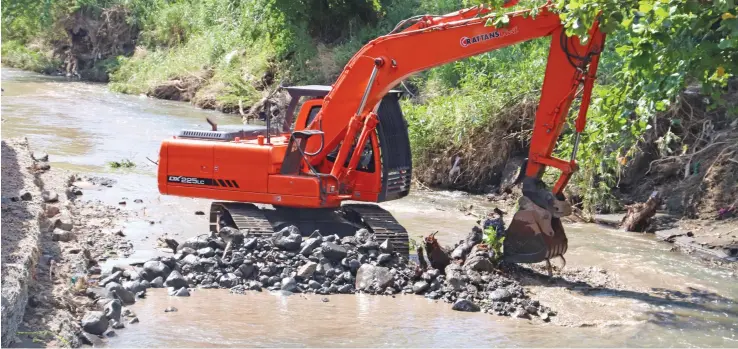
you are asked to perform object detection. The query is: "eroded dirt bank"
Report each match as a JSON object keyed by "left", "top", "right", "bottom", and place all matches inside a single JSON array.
[{"left": 1, "top": 138, "right": 134, "bottom": 347}]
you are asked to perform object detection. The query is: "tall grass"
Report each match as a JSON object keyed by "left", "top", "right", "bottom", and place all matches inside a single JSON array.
[{"left": 1, "top": 40, "right": 60, "bottom": 74}]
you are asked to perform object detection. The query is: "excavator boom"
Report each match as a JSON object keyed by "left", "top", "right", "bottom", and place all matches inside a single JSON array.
[{"left": 157, "top": 2, "right": 607, "bottom": 264}]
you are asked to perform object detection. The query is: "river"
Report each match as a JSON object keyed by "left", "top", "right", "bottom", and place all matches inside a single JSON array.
[{"left": 2, "top": 67, "right": 736, "bottom": 347}]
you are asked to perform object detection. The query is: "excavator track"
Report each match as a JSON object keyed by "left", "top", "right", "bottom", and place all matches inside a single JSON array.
[
  {"left": 209, "top": 202, "right": 409, "bottom": 256},
  {"left": 342, "top": 204, "right": 410, "bottom": 256},
  {"left": 210, "top": 202, "right": 275, "bottom": 237}
]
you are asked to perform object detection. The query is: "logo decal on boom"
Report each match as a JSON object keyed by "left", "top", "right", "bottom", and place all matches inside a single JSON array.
[{"left": 459, "top": 26, "right": 519, "bottom": 47}]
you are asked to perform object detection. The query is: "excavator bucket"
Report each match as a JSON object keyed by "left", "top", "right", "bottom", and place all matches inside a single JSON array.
[{"left": 503, "top": 196, "right": 569, "bottom": 264}]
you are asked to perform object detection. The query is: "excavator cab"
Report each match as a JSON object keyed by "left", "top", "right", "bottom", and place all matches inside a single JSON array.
[{"left": 282, "top": 85, "right": 413, "bottom": 203}]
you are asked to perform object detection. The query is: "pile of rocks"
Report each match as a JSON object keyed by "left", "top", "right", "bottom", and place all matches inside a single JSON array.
[{"left": 109, "top": 225, "right": 554, "bottom": 322}]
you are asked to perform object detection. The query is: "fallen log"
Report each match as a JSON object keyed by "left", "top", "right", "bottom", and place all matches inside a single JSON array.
[{"left": 620, "top": 191, "right": 662, "bottom": 232}]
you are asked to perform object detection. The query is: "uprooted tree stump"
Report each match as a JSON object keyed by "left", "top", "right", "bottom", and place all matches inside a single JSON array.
[{"left": 620, "top": 191, "right": 662, "bottom": 232}]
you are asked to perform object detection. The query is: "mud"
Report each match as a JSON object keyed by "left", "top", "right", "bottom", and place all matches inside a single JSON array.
[
  {"left": 147, "top": 70, "right": 214, "bottom": 103},
  {"left": 618, "top": 84, "right": 738, "bottom": 220}
]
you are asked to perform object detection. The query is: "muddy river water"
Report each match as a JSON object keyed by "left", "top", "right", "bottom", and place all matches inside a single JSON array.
[{"left": 2, "top": 68, "right": 737, "bottom": 347}]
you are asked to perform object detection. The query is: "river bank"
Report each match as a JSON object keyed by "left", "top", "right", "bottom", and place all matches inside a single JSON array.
[{"left": 1, "top": 138, "right": 135, "bottom": 346}]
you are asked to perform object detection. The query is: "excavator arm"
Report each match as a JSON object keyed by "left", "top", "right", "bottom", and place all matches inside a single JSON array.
[
  {"left": 300, "top": 1, "right": 606, "bottom": 264},
  {"left": 304, "top": 2, "right": 605, "bottom": 199}
]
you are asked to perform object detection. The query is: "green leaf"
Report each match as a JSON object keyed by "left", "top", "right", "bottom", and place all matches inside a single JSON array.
[
  {"left": 615, "top": 45, "right": 632, "bottom": 55},
  {"left": 639, "top": 1, "right": 653, "bottom": 13},
  {"left": 654, "top": 6, "right": 668, "bottom": 20},
  {"left": 718, "top": 38, "right": 735, "bottom": 49},
  {"left": 493, "top": 14, "right": 510, "bottom": 28}
]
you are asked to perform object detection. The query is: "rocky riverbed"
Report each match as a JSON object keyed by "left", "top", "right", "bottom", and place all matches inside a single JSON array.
[{"left": 76, "top": 224, "right": 556, "bottom": 339}]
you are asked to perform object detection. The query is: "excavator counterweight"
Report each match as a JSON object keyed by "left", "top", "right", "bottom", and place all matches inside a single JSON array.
[{"left": 157, "top": 1, "right": 607, "bottom": 267}]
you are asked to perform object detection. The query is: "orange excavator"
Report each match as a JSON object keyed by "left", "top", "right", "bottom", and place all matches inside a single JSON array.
[{"left": 156, "top": 0, "right": 606, "bottom": 265}]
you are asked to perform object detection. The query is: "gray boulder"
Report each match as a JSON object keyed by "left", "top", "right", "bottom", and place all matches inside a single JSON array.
[
  {"left": 296, "top": 262, "right": 318, "bottom": 279},
  {"left": 412, "top": 281, "right": 430, "bottom": 294},
  {"left": 81, "top": 311, "right": 109, "bottom": 335},
  {"left": 168, "top": 287, "right": 190, "bottom": 297},
  {"left": 354, "top": 228, "right": 371, "bottom": 243},
  {"left": 160, "top": 256, "right": 178, "bottom": 270},
  {"left": 197, "top": 247, "right": 215, "bottom": 258},
  {"left": 41, "top": 191, "right": 58, "bottom": 203},
  {"left": 103, "top": 299, "right": 122, "bottom": 322},
  {"left": 180, "top": 254, "right": 200, "bottom": 266},
  {"left": 238, "top": 263, "right": 255, "bottom": 279},
  {"left": 99, "top": 271, "right": 122, "bottom": 286},
  {"left": 451, "top": 228, "right": 483, "bottom": 260},
  {"left": 308, "top": 280, "right": 321, "bottom": 289},
  {"left": 321, "top": 242, "right": 347, "bottom": 262},
  {"left": 164, "top": 270, "right": 187, "bottom": 289},
  {"left": 300, "top": 237, "right": 322, "bottom": 256},
  {"left": 377, "top": 253, "right": 392, "bottom": 265},
  {"left": 52, "top": 228, "right": 74, "bottom": 242},
  {"left": 53, "top": 215, "right": 74, "bottom": 231},
  {"left": 444, "top": 264, "right": 466, "bottom": 291},
  {"left": 122, "top": 269, "right": 140, "bottom": 281},
  {"left": 105, "top": 282, "right": 135, "bottom": 305},
  {"left": 355, "top": 264, "right": 393, "bottom": 291},
  {"left": 452, "top": 299, "right": 481, "bottom": 312},
  {"left": 44, "top": 204, "right": 60, "bottom": 218},
  {"left": 489, "top": 288, "right": 512, "bottom": 302},
  {"left": 122, "top": 280, "right": 146, "bottom": 294},
  {"left": 379, "top": 239, "right": 394, "bottom": 253},
  {"left": 245, "top": 281, "right": 262, "bottom": 291},
  {"left": 272, "top": 226, "right": 302, "bottom": 251},
  {"left": 178, "top": 247, "right": 196, "bottom": 257},
  {"left": 422, "top": 269, "right": 441, "bottom": 281},
  {"left": 150, "top": 276, "right": 165, "bottom": 288},
  {"left": 142, "top": 260, "right": 171, "bottom": 281},
  {"left": 348, "top": 259, "right": 361, "bottom": 273},
  {"left": 219, "top": 273, "right": 239, "bottom": 288},
  {"left": 180, "top": 236, "right": 209, "bottom": 250},
  {"left": 243, "top": 237, "right": 258, "bottom": 250},
  {"left": 463, "top": 245, "right": 495, "bottom": 272},
  {"left": 281, "top": 277, "right": 298, "bottom": 292}
]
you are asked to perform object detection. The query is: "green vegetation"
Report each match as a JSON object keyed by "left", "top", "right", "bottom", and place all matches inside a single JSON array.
[
  {"left": 3, "top": 0, "right": 736, "bottom": 217},
  {"left": 108, "top": 158, "right": 135, "bottom": 168},
  {"left": 16, "top": 331, "right": 72, "bottom": 347},
  {"left": 1, "top": 40, "right": 60, "bottom": 73},
  {"left": 482, "top": 226, "right": 505, "bottom": 263}
]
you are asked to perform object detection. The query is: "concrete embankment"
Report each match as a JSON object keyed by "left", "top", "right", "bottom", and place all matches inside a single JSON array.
[{"left": 1, "top": 138, "right": 43, "bottom": 347}]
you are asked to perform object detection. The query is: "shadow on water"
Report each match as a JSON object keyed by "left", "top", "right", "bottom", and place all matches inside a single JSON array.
[{"left": 506, "top": 263, "right": 738, "bottom": 330}]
